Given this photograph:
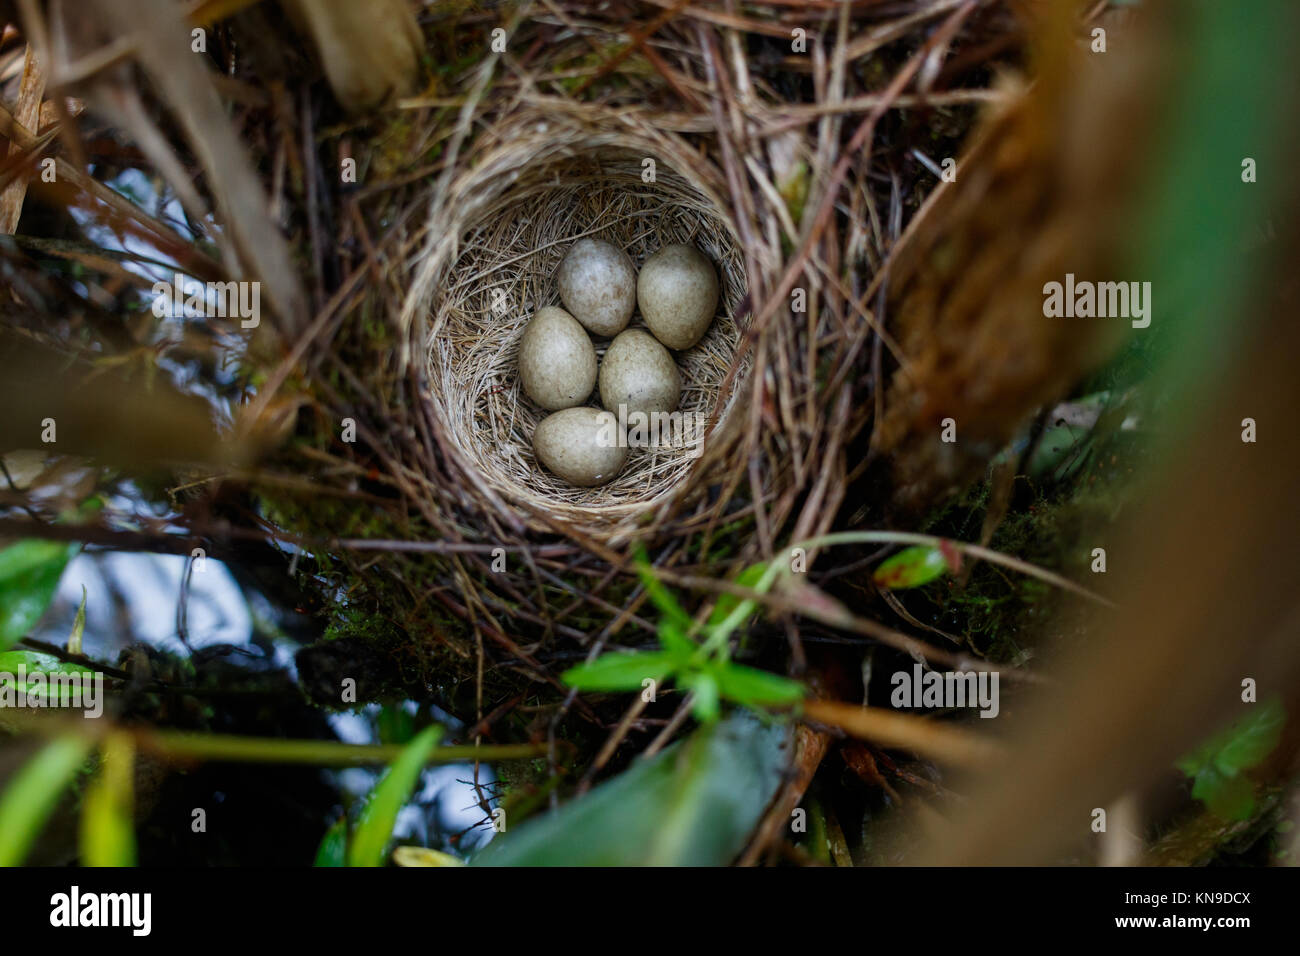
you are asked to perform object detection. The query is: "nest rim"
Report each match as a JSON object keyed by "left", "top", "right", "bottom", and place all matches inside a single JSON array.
[{"left": 405, "top": 106, "right": 753, "bottom": 541}]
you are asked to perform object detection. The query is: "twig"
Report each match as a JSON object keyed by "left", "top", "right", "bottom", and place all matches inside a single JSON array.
[{"left": 802, "top": 698, "right": 1003, "bottom": 768}]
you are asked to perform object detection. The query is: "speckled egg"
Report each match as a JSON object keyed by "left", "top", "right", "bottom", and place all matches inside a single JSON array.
[
  {"left": 533, "top": 407, "right": 627, "bottom": 486},
  {"left": 636, "top": 243, "right": 719, "bottom": 350},
  {"left": 556, "top": 238, "right": 637, "bottom": 337},
  {"left": 517, "top": 306, "right": 597, "bottom": 411},
  {"left": 598, "top": 329, "right": 681, "bottom": 419}
]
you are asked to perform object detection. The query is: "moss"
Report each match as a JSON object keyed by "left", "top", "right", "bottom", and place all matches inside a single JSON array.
[
  {"left": 494, "top": 755, "right": 550, "bottom": 800},
  {"left": 907, "top": 420, "right": 1143, "bottom": 663}
]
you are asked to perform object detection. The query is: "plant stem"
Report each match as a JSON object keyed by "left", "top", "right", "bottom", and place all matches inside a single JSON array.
[
  {"left": 8, "top": 712, "right": 547, "bottom": 767},
  {"left": 796, "top": 531, "right": 1114, "bottom": 606},
  {"left": 138, "top": 730, "right": 545, "bottom": 766},
  {"left": 695, "top": 528, "right": 1107, "bottom": 660}
]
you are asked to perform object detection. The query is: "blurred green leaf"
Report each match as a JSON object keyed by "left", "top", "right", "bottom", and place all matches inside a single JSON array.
[
  {"left": 872, "top": 545, "right": 953, "bottom": 590},
  {"left": 1026, "top": 391, "right": 1111, "bottom": 481},
  {"left": 657, "top": 619, "right": 697, "bottom": 666},
  {"left": 1211, "top": 699, "right": 1286, "bottom": 777},
  {"left": 392, "top": 845, "right": 464, "bottom": 867},
  {"left": 0, "top": 734, "right": 94, "bottom": 865},
  {"left": 683, "top": 671, "right": 720, "bottom": 723},
  {"left": 474, "top": 713, "right": 789, "bottom": 866},
  {"left": 804, "top": 795, "right": 832, "bottom": 865},
  {"left": 376, "top": 704, "right": 415, "bottom": 745},
  {"left": 1190, "top": 768, "right": 1256, "bottom": 822},
  {"left": 1027, "top": 423, "right": 1092, "bottom": 481},
  {"left": 707, "top": 563, "right": 769, "bottom": 630},
  {"left": 1176, "top": 699, "right": 1285, "bottom": 821},
  {"left": 0, "top": 649, "right": 94, "bottom": 676},
  {"left": 80, "top": 732, "right": 136, "bottom": 866},
  {"left": 632, "top": 545, "right": 693, "bottom": 632},
  {"left": 1176, "top": 699, "right": 1285, "bottom": 778},
  {"left": 0, "top": 540, "right": 77, "bottom": 651},
  {"left": 314, "top": 815, "right": 347, "bottom": 867},
  {"left": 348, "top": 724, "right": 443, "bottom": 867},
  {"left": 713, "top": 661, "right": 805, "bottom": 707},
  {"left": 67, "top": 585, "right": 87, "bottom": 655},
  {"left": 561, "top": 651, "right": 674, "bottom": 692},
  {"left": 0, "top": 650, "right": 96, "bottom": 706}
]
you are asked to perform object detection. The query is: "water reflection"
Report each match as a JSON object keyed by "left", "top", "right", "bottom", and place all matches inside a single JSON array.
[
  {"left": 37, "top": 551, "right": 252, "bottom": 659},
  {"left": 30, "top": 549, "right": 495, "bottom": 861},
  {"left": 332, "top": 705, "right": 497, "bottom": 856}
]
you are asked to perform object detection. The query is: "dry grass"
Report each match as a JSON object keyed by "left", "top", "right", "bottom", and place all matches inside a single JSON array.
[
  {"left": 0, "top": 0, "right": 1021, "bottom": 721},
  {"left": 0, "top": 0, "right": 1076, "bottom": 848},
  {"left": 4, "top": 0, "right": 1299, "bottom": 869}
]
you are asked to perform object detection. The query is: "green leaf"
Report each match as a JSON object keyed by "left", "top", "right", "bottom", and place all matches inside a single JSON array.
[
  {"left": 1212, "top": 699, "right": 1285, "bottom": 776},
  {"left": 1176, "top": 700, "right": 1285, "bottom": 822},
  {"left": 392, "top": 845, "right": 464, "bottom": 867},
  {"left": 1190, "top": 768, "right": 1257, "bottom": 822},
  {"left": 1027, "top": 422, "right": 1092, "bottom": 481},
  {"left": 632, "top": 545, "right": 693, "bottom": 631},
  {"left": 803, "top": 795, "right": 832, "bottom": 865},
  {"left": 474, "top": 713, "right": 789, "bottom": 866},
  {"left": 347, "top": 724, "right": 444, "bottom": 867},
  {"left": 0, "top": 649, "right": 94, "bottom": 676},
  {"left": 0, "top": 734, "right": 94, "bottom": 865},
  {"left": 0, "top": 650, "right": 96, "bottom": 706},
  {"left": 713, "top": 661, "right": 805, "bottom": 707},
  {"left": 67, "top": 585, "right": 87, "bottom": 655},
  {"left": 1026, "top": 392, "right": 1111, "bottom": 481},
  {"left": 0, "top": 540, "right": 77, "bottom": 651},
  {"left": 683, "top": 671, "right": 720, "bottom": 723},
  {"left": 872, "top": 545, "right": 954, "bottom": 590},
  {"left": 80, "top": 733, "right": 136, "bottom": 867},
  {"left": 1176, "top": 699, "right": 1286, "bottom": 778},
  {"left": 657, "top": 619, "right": 697, "bottom": 666},
  {"left": 314, "top": 815, "right": 348, "bottom": 867},
  {"left": 707, "top": 562, "right": 769, "bottom": 630},
  {"left": 561, "top": 651, "right": 675, "bottom": 692},
  {"left": 376, "top": 703, "right": 415, "bottom": 745}
]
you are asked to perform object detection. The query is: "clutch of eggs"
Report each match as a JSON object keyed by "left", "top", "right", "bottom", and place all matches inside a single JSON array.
[{"left": 519, "top": 239, "right": 719, "bottom": 487}]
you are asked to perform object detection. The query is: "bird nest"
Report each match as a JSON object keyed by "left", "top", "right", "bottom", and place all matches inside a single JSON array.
[{"left": 408, "top": 108, "right": 749, "bottom": 538}]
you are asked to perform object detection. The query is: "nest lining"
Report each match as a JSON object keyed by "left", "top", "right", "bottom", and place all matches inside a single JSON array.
[{"left": 419, "top": 124, "right": 748, "bottom": 531}]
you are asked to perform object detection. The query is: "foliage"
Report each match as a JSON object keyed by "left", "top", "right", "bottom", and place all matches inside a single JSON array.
[
  {"left": 473, "top": 713, "right": 787, "bottom": 866},
  {"left": 80, "top": 733, "right": 137, "bottom": 866},
  {"left": 0, "top": 540, "right": 77, "bottom": 651},
  {"left": 872, "top": 545, "right": 956, "bottom": 590},
  {"left": 392, "top": 845, "right": 464, "bottom": 867},
  {"left": 347, "top": 723, "right": 444, "bottom": 867},
  {"left": 0, "top": 735, "right": 93, "bottom": 866},
  {"left": 313, "top": 816, "right": 348, "bottom": 868},
  {"left": 0, "top": 650, "right": 96, "bottom": 706},
  {"left": 1176, "top": 699, "right": 1285, "bottom": 821},
  {"left": 562, "top": 549, "right": 803, "bottom": 722}
]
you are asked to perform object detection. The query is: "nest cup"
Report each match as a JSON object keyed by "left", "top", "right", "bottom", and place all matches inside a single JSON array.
[{"left": 415, "top": 115, "right": 748, "bottom": 534}]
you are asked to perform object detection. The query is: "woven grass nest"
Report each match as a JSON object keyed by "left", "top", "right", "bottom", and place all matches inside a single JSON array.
[
  {"left": 408, "top": 108, "right": 750, "bottom": 539},
  {"left": 285, "top": 17, "right": 972, "bottom": 694}
]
